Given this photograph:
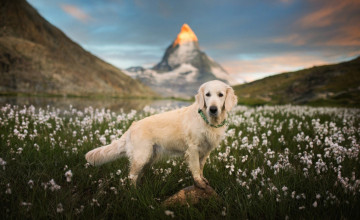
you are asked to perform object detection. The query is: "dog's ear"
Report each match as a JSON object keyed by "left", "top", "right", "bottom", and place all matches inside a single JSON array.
[
  {"left": 195, "top": 86, "right": 205, "bottom": 109},
  {"left": 225, "top": 86, "right": 238, "bottom": 111}
]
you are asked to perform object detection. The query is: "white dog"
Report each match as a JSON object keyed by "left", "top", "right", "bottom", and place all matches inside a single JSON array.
[{"left": 85, "top": 80, "right": 238, "bottom": 189}]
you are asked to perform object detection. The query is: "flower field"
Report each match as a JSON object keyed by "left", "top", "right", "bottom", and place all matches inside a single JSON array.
[{"left": 0, "top": 104, "right": 359, "bottom": 219}]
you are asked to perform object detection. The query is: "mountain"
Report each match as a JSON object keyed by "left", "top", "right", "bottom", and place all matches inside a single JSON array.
[
  {"left": 124, "top": 24, "right": 238, "bottom": 97},
  {"left": 0, "top": 0, "right": 154, "bottom": 97},
  {"left": 233, "top": 57, "right": 360, "bottom": 106}
]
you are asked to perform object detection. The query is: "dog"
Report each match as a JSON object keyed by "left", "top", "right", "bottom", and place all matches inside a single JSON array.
[{"left": 85, "top": 80, "right": 238, "bottom": 189}]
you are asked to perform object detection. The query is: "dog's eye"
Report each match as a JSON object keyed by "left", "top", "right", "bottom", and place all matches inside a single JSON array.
[
  {"left": 205, "top": 92, "right": 211, "bottom": 97},
  {"left": 218, "top": 93, "right": 223, "bottom": 97}
]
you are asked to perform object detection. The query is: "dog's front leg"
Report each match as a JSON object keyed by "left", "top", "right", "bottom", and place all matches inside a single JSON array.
[
  {"left": 185, "top": 145, "right": 207, "bottom": 189},
  {"left": 199, "top": 152, "right": 211, "bottom": 185}
]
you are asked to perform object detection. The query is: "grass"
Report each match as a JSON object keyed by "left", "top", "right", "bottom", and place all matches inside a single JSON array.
[{"left": 0, "top": 104, "right": 360, "bottom": 219}]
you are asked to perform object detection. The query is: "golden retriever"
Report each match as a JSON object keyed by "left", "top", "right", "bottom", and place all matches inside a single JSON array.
[{"left": 85, "top": 80, "right": 238, "bottom": 189}]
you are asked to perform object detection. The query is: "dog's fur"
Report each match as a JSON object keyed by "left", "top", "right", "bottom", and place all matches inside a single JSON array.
[{"left": 85, "top": 80, "right": 238, "bottom": 189}]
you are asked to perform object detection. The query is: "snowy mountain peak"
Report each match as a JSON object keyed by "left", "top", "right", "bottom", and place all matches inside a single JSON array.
[
  {"left": 125, "top": 24, "right": 240, "bottom": 97},
  {"left": 173, "top": 24, "right": 198, "bottom": 47}
]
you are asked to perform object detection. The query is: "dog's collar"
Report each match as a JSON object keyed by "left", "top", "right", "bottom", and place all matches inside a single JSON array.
[{"left": 198, "top": 109, "right": 227, "bottom": 128}]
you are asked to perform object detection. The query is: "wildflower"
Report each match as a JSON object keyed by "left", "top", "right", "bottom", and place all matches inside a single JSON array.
[
  {"left": 42, "top": 179, "right": 61, "bottom": 191},
  {"left": 0, "top": 157, "right": 6, "bottom": 170},
  {"left": 99, "top": 135, "right": 106, "bottom": 145},
  {"left": 164, "top": 210, "right": 175, "bottom": 218},
  {"left": 56, "top": 203, "right": 64, "bottom": 213},
  {"left": 16, "top": 147, "right": 23, "bottom": 154},
  {"left": 75, "top": 205, "right": 84, "bottom": 215},
  {"left": 20, "top": 202, "right": 32, "bottom": 207},
  {"left": 65, "top": 170, "right": 73, "bottom": 182},
  {"left": 28, "top": 180, "right": 34, "bottom": 189},
  {"left": 20, "top": 202, "right": 32, "bottom": 211},
  {"left": 221, "top": 207, "right": 227, "bottom": 216},
  {"left": 313, "top": 201, "right": 318, "bottom": 208},
  {"left": 72, "top": 147, "right": 78, "bottom": 154},
  {"left": 5, "top": 183, "right": 11, "bottom": 194},
  {"left": 110, "top": 187, "right": 118, "bottom": 194},
  {"left": 91, "top": 198, "right": 100, "bottom": 207}
]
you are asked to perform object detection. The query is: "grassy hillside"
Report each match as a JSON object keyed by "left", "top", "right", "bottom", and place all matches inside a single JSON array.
[
  {"left": 234, "top": 57, "right": 360, "bottom": 106},
  {"left": 0, "top": 0, "right": 155, "bottom": 97}
]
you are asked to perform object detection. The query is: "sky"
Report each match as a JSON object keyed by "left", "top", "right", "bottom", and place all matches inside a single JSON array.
[{"left": 28, "top": 0, "right": 360, "bottom": 83}]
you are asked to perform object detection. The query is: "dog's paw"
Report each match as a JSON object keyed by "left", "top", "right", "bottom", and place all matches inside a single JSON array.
[
  {"left": 194, "top": 177, "right": 207, "bottom": 189},
  {"left": 201, "top": 176, "right": 209, "bottom": 185}
]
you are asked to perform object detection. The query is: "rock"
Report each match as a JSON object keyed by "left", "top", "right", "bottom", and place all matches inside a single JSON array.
[{"left": 162, "top": 185, "right": 220, "bottom": 206}]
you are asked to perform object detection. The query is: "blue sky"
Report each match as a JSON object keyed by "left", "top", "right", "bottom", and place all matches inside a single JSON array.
[{"left": 28, "top": 0, "right": 360, "bottom": 82}]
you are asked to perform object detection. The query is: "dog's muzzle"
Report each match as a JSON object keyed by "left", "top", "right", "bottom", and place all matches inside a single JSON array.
[{"left": 209, "top": 106, "right": 218, "bottom": 117}]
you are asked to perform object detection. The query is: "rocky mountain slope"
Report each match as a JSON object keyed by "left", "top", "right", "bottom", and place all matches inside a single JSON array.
[
  {"left": 0, "top": 0, "right": 154, "bottom": 97},
  {"left": 233, "top": 57, "right": 360, "bottom": 106},
  {"left": 125, "top": 24, "right": 238, "bottom": 97}
]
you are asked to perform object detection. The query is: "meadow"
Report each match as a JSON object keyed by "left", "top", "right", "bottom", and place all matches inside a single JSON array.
[{"left": 0, "top": 103, "right": 359, "bottom": 219}]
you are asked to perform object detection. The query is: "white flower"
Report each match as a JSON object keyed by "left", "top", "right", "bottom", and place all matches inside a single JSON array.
[
  {"left": 313, "top": 201, "right": 318, "bottom": 208},
  {"left": 57, "top": 203, "right": 64, "bottom": 213},
  {"left": 28, "top": 180, "right": 34, "bottom": 189},
  {"left": 99, "top": 135, "right": 107, "bottom": 145},
  {"left": 110, "top": 186, "right": 118, "bottom": 194},
  {"left": 164, "top": 210, "right": 175, "bottom": 218},
  {"left": 0, "top": 158, "right": 6, "bottom": 170},
  {"left": 5, "top": 183, "right": 11, "bottom": 194},
  {"left": 16, "top": 148, "right": 23, "bottom": 154},
  {"left": 65, "top": 170, "right": 73, "bottom": 182},
  {"left": 42, "top": 179, "right": 61, "bottom": 191},
  {"left": 221, "top": 207, "right": 227, "bottom": 216}
]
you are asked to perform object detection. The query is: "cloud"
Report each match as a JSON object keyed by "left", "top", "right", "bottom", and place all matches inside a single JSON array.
[
  {"left": 273, "top": 34, "right": 306, "bottom": 46},
  {"left": 298, "top": 0, "right": 360, "bottom": 28},
  {"left": 60, "top": 4, "right": 92, "bottom": 23},
  {"left": 274, "top": 0, "right": 360, "bottom": 47},
  {"left": 298, "top": 6, "right": 337, "bottom": 28},
  {"left": 222, "top": 53, "right": 338, "bottom": 82},
  {"left": 279, "top": 0, "right": 293, "bottom": 3},
  {"left": 322, "top": 26, "right": 360, "bottom": 46}
]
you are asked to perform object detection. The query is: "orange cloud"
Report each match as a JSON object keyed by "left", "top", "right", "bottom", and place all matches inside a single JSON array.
[
  {"left": 323, "top": 25, "right": 360, "bottom": 46},
  {"left": 298, "top": 0, "right": 360, "bottom": 28},
  {"left": 298, "top": 6, "right": 337, "bottom": 28},
  {"left": 274, "top": 0, "right": 360, "bottom": 47},
  {"left": 273, "top": 34, "right": 307, "bottom": 46},
  {"left": 222, "top": 54, "right": 333, "bottom": 82},
  {"left": 61, "top": 4, "right": 91, "bottom": 23}
]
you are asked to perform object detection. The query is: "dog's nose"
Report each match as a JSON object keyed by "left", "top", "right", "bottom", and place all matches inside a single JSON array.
[{"left": 209, "top": 106, "right": 218, "bottom": 114}]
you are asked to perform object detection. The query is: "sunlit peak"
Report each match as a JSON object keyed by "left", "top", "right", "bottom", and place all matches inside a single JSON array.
[{"left": 173, "top": 23, "right": 198, "bottom": 47}]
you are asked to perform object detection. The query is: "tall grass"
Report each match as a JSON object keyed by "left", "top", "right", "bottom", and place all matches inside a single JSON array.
[{"left": 0, "top": 104, "right": 359, "bottom": 219}]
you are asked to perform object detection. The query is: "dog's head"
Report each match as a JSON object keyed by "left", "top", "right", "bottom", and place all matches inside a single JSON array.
[{"left": 195, "top": 80, "right": 238, "bottom": 119}]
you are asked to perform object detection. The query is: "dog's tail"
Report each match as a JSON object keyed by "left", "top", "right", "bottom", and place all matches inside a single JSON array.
[{"left": 85, "top": 131, "right": 128, "bottom": 166}]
